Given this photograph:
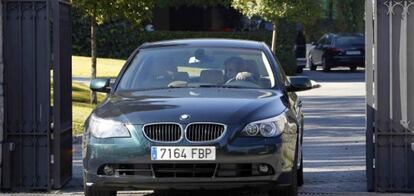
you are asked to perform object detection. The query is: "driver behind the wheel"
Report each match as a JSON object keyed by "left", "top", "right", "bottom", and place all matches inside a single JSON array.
[
  {"left": 224, "top": 56, "right": 245, "bottom": 81},
  {"left": 238, "top": 59, "right": 260, "bottom": 82}
]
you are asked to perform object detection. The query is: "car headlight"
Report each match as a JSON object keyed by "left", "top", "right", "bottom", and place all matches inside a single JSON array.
[
  {"left": 88, "top": 115, "right": 131, "bottom": 138},
  {"left": 241, "top": 112, "right": 288, "bottom": 137}
]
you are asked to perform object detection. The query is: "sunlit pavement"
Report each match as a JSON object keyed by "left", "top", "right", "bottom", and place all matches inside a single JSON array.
[
  {"left": 297, "top": 68, "right": 366, "bottom": 193},
  {"left": 4, "top": 68, "right": 412, "bottom": 196}
]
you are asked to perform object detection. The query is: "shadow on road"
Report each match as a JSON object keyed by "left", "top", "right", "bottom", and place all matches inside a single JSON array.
[
  {"left": 300, "top": 69, "right": 365, "bottom": 83},
  {"left": 299, "top": 93, "right": 366, "bottom": 193}
]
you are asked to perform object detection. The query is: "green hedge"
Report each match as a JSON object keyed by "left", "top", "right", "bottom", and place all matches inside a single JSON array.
[{"left": 73, "top": 9, "right": 297, "bottom": 75}]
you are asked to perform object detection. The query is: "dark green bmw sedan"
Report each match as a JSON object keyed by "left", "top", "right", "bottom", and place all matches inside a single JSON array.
[{"left": 83, "top": 39, "right": 318, "bottom": 196}]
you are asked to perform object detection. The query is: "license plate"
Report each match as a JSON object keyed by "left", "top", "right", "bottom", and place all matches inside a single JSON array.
[
  {"left": 346, "top": 51, "right": 361, "bottom": 55},
  {"left": 151, "top": 146, "right": 216, "bottom": 161}
]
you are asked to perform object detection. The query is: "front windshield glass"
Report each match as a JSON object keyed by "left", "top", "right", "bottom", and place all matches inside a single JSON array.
[{"left": 117, "top": 47, "right": 277, "bottom": 91}]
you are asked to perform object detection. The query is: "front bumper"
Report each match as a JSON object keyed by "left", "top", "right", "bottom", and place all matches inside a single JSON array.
[
  {"left": 83, "top": 125, "right": 297, "bottom": 191},
  {"left": 85, "top": 173, "right": 293, "bottom": 191},
  {"left": 328, "top": 56, "right": 365, "bottom": 67}
]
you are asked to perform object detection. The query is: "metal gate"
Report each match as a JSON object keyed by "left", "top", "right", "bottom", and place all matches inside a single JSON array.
[
  {"left": 1, "top": 0, "right": 72, "bottom": 191},
  {"left": 366, "top": 0, "right": 414, "bottom": 192}
]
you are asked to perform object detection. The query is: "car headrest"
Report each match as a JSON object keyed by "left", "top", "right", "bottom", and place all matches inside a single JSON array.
[
  {"left": 174, "top": 72, "right": 190, "bottom": 81},
  {"left": 200, "top": 70, "right": 224, "bottom": 84}
]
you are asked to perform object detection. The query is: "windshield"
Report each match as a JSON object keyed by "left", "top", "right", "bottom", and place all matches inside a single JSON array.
[
  {"left": 335, "top": 36, "right": 364, "bottom": 47},
  {"left": 116, "top": 47, "right": 277, "bottom": 91}
]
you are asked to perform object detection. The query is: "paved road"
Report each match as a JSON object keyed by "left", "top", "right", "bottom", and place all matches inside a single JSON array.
[
  {"left": 6, "top": 69, "right": 408, "bottom": 195},
  {"left": 297, "top": 69, "right": 366, "bottom": 193}
]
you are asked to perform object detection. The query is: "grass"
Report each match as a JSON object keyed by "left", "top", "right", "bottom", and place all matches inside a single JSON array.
[
  {"left": 72, "top": 56, "right": 123, "bottom": 135},
  {"left": 71, "top": 55, "right": 205, "bottom": 136},
  {"left": 72, "top": 56, "right": 125, "bottom": 78},
  {"left": 72, "top": 55, "right": 206, "bottom": 78},
  {"left": 72, "top": 82, "right": 106, "bottom": 136}
]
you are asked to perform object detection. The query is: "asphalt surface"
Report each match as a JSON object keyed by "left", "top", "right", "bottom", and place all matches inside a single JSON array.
[{"left": 5, "top": 68, "right": 409, "bottom": 195}]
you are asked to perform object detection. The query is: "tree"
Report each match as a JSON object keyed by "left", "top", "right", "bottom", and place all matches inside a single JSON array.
[
  {"left": 157, "top": 0, "right": 230, "bottom": 7},
  {"left": 336, "top": 0, "right": 364, "bottom": 33},
  {"left": 231, "top": 0, "right": 322, "bottom": 53},
  {"left": 73, "top": 0, "right": 155, "bottom": 104}
]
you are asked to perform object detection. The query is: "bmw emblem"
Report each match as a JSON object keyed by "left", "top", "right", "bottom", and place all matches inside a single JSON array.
[{"left": 180, "top": 114, "right": 190, "bottom": 121}]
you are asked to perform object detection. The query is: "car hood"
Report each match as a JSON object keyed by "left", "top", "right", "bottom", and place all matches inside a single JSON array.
[{"left": 92, "top": 88, "right": 288, "bottom": 125}]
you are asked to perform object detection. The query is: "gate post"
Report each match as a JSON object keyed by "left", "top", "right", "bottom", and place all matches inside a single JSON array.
[
  {"left": 0, "top": 0, "right": 3, "bottom": 189},
  {"left": 367, "top": 0, "right": 414, "bottom": 192},
  {"left": 365, "top": 0, "right": 375, "bottom": 192},
  {"left": 1, "top": 0, "right": 71, "bottom": 191}
]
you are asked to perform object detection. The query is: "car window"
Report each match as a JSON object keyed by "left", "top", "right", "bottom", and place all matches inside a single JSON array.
[
  {"left": 335, "top": 36, "right": 364, "bottom": 47},
  {"left": 116, "top": 47, "right": 277, "bottom": 91},
  {"left": 317, "top": 37, "right": 325, "bottom": 45}
]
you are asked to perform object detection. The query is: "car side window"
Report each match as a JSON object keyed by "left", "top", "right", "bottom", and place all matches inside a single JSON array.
[
  {"left": 317, "top": 37, "right": 325, "bottom": 45},
  {"left": 273, "top": 56, "right": 289, "bottom": 88},
  {"left": 325, "top": 36, "right": 332, "bottom": 46}
]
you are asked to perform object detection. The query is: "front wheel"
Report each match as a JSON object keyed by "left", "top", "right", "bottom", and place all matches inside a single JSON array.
[
  {"left": 84, "top": 187, "right": 116, "bottom": 196},
  {"left": 297, "top": 157, "right": 304, "bottom": 187},
  {"left": 309, "top": 56, "right": 317, "bottom": 71},
  {"left": 84, "top": 172, "right": 116, "bottom": 196},
  {"left": 322, "top": 58, "right": 331, "bottom": 72},
  {"left": 350, "top": 65, "right": 357, "bottom": 72},
  {"left": 269, "top": 149, "right": 298, "bottom": 196},
  {"left": 296, "top": 67, "right": 304, "bottom": 74}
]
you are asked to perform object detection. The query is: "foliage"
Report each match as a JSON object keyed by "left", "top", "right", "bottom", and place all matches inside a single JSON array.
[
  {"left": 230, "top": 0, "right": 322, "bottom": 53},
  {"left": 335, "top": 0, "right": 364, "bottom": 33},
  {"left": 72, "top": 83, "right": 106, "bottom": 136},
  {"left": 72, "top": 0, "right": 155, "bottom": 25},
  {"left": 305, "top": 0, "right": 365, "bottom": 42},
  {"left": 230, "top": 0, "right": 322, "bottom": 26},
  {"left": 157, "top": 0, "right": 231, "bottom": 7},
  {"left": 72, "top": 26, "right": 298, "bottom": 76}
]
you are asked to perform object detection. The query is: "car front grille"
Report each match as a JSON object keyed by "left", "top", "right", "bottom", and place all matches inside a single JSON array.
[
  {"left": 186, "top": 123, "right": 225, "bottom": 142},
  {"left": 98, "top": 163, "right": 274, "bottom": 178},
  {"left": 143, "top": 123, "right": 182, "bottom": 142},
  {"left": 153, "top": 163, "right": 216, "bottom": 178}
]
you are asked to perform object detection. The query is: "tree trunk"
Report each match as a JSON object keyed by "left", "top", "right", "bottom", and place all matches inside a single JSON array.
[
  {"left": 328, "top": 0, "right": 334, "bottom": 20},
  {"left": 271, "top": 20, "right": 279, "bottom": 54},
  {"left": 90, "top": 9, "right": 97, "bottom": 104}
]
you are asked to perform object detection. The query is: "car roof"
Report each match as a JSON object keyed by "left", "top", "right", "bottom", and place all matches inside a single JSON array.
[
  {"left": 327, "top": 33, "right": 364, "bottom": 38},
  {"left": 140, "top": 39, "right": 264, "bottom": 50}
]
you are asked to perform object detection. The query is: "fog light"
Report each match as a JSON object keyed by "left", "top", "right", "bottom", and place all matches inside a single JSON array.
[
  {"left": 104, "top": 165, "right": 115, "bottom": 176},
  {"left": 258, "top": 164, "right": 269, "bottom": 174}
]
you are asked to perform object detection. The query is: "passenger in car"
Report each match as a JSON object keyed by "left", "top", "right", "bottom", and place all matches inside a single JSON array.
[{"left": 139, "top": 57, "right": 177, "bottom": 88}]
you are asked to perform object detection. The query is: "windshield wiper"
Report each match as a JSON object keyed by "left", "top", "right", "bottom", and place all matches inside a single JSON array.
[{"left": 197, "top": 84, "right": 246, "bottom": 89}]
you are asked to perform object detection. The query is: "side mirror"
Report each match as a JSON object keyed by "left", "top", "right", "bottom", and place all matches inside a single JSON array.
[
  {"left": 90, "top": 78, "right": 111, "bottom": 93},
  {"left": 287, "top": 76, "right": 320, "bottom": 92}
]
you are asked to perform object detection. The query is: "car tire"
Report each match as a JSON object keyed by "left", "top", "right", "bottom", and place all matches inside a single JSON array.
[
  {"left": 269, "top": 146, "right": 298, "bottom": 196},
  {"left": 309, "top": 56, "right": 317, "bottom": 71},
  {"left": 350, "top": 65, "right": 357, "bottom": 72},
  {"left": 322, "top": 57, "right": 331, "bottom": 72},
  {"left": 83, "top": 172, "right": 116, "bottom": 196},
  {"left": 296, "top": 67, "right": 304, "bottom": 74},
  {"left": 297, "top": 157, "right": 304, "bottom": 187}
]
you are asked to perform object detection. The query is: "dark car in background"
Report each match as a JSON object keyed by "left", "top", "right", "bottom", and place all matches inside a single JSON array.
[
  {"left": 83, "top": 39, "right": 319, "bottom": 196},
  {"left": 308, "top": 33, "right": 365, "bottom": 72}
]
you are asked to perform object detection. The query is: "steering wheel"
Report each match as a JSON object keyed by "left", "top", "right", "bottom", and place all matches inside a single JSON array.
[
  {"left": 224, "top": 77, "right": 260, "bottom": 88},
  {"left": 225, "top": 75, "right": 257, "bottom": 84},
  {"left": 225, "top": 77, "right": 237, "bottom": 84}
]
